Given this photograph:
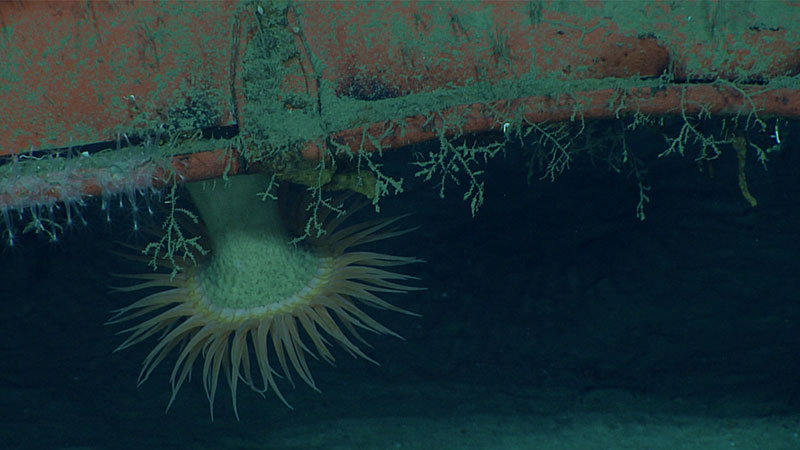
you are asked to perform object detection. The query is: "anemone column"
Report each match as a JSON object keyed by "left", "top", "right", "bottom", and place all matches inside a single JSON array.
[{"left": 112, "top": 173, "right": 420, "bottom": 418}]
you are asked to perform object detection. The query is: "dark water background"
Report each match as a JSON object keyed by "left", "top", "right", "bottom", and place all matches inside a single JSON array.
[{"left": 1, "top": 121, "right": 798, "bottom": 449}]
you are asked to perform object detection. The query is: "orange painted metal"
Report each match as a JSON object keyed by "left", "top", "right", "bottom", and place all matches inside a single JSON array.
[
  {"left": 1, "top": 1, "right": 799, "bottom": 211},
  {"left": 0, "top": 1, "right": 241, "bottom": 154},
  {"left": 295, "top": 1, "right": 800, "bottom": 155},
  {"left": 327, "top": 84, "right": 800, "bottom": 155}
]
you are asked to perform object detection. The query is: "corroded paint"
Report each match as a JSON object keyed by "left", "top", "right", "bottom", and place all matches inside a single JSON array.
[
  {"left": 1, "top": 0, "right": 800, "bottom": 211},
  {"left": 0, "top": 1, "right": 237, "bottom": 155}
]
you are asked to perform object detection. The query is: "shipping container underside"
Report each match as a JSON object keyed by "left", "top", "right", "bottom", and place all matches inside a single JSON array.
[{"left": 0, "top": 1, "right": 799, "bottom": 237}]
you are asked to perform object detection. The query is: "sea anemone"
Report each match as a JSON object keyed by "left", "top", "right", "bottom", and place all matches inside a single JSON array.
[{"left": 109, "top": 173, "right": 420, "bottom": 418}]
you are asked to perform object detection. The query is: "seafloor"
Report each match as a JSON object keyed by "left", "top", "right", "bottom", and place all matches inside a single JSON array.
[{"left": 1, "top": 124, "right": 798, "bottom": 450}]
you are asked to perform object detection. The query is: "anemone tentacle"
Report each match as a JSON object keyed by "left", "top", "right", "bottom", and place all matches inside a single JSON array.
[{"left": 110, "top": 173, "right": 421, "bottom": 419}]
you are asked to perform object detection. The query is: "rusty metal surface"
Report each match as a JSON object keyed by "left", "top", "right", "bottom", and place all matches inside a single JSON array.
[
  {"left": 296, "top": 2, "right": 800, "bottom": 98},
  {"left": 290, "top": 1, "right": 800, "bottom": 156},
  {"left": 0, "top": 0, "right": 238, "bottom": 155},
  {"left": 1, "top": 1, "right": 800, "bottom": 211}
]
